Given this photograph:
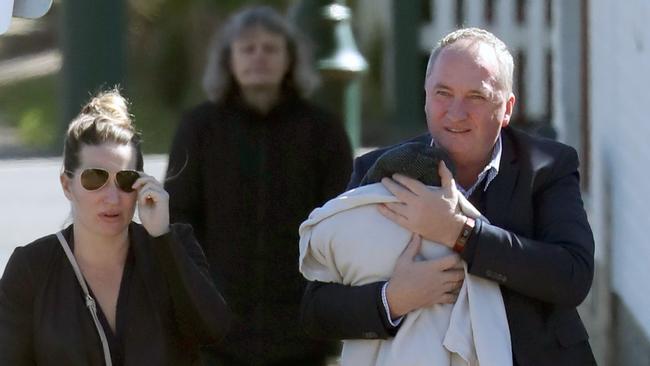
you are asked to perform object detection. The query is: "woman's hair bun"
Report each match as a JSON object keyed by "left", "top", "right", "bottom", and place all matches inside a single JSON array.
[
  {"left": 80, "top": 88, "right": 132, "bottom": 127},
  {"left": 63, "top": 87, "right": 144, "bottom": 174}
]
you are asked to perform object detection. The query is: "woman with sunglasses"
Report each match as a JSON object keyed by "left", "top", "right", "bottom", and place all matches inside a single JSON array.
[{"left": 0, "top": 89, "right": 230, "bottom": 365}]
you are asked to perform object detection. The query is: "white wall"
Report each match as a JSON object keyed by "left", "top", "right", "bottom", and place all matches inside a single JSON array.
[
  {"left": 420, "top": 0, "right": 552, "bottom": 122},
  {"left": 589, "top": 0, "right": 650, "bottom": 339}
]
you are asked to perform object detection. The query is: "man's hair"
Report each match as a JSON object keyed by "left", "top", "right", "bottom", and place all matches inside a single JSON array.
[
  {"left": 202, "top": 5, "right": 319, "bottom": 103},
  {"left": 425, "top": 27, "right": 514, "bottom": 95}
]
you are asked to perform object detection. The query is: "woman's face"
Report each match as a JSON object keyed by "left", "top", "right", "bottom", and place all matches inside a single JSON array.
[
  {"left": 61, "top": 143, "right": 138, "bottom": 239},
  {"left": 230, "top": 26, "right": 290, "bottom": 91}
]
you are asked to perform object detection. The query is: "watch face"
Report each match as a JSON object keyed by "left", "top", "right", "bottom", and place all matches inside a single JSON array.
[
  {"left": 454, "top": 218, "right": 475, "bottom": 253},
  {"left": 1, "top": 0, "right": 53, "bottom": 35},
  {"left": 462, "top": 228, "right": 471, "bottom": 238}
]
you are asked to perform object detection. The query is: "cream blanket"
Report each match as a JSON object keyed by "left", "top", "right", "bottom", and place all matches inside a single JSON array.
[{"left": 298, "top": 183, "right": 512, "bottom": 366}]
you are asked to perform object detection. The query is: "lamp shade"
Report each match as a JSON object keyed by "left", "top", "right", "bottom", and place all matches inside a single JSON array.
[
  {"left": 0, "top": 0, "right": 15, "bottom": 34},
  {"left": 1, "top": 0, "right": 52, "bottom": 35}
]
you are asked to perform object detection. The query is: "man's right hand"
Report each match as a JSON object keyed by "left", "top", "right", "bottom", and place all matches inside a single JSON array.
[{"left": 386, "top": 234, "right": 465, "bottom": 319}]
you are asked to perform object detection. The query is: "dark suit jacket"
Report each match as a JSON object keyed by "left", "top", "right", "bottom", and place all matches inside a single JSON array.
[
  {"left": 301, "top": 127, "right": 596, "bottom": 366},
  {"left": 0, "top": 223, "right": 230, "bottom": 366}
]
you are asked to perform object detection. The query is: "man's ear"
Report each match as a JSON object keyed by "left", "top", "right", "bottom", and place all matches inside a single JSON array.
[
  {"left": 60, "top": 173, "right": 73, "bottom": 201},
  {"left": 501, "top": 93, "right": 516, "bottom": 127}
]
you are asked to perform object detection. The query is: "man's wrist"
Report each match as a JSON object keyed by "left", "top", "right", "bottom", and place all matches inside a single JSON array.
[
  {"left": 453, "top": 216, "right": 475, "bottom": 253},
  {"left": 381, "top": 282, "right": 403, "bottom": 327}
]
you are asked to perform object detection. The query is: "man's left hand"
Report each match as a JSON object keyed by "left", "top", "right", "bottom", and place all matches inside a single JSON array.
[{"left": 379, "top": 161, "right": 466, "bottom": 248}]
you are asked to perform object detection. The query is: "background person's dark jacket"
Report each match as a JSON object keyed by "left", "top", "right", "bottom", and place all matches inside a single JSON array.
[
  {"left": 165, "top": 94, "right": 353, "bottom": 364},
  {"left": 301, "top": 127, "right": 596, "bottom": 366},
  {"left": 0, "top": 223, "right": 230, "bottom": 366}
]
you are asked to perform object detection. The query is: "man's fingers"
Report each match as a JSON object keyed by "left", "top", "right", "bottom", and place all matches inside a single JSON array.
[
  {"left": 398, "top": 233, "right": 422, "bottom": 262},
  {"left": 452, "top": 258, "right": 465, "bottom": 270},
  {"left": 392, "top": 174, "right": 428, "bottom": 195},
  {"left": 444, "top": 280, "right": 463, "bottom": 303},
  {"left": 442, "top": 269, "right": 465, "bottom": 284},
  {"left": 383, "top": 202, "right": 408, "bottom": 218},
  {"left": 433, "top": 253, "right": 463, "bottom": 270},
  {"left": 404, "top": 233, "right": 422, "bottom": 261},
  {"left": 442, "top": 275, "right": 464, "bottom": 290},
  {"left": 439, "top": 161, "right": 455, "bottom": 190},
  {"left": 440, "top": 293, "right": 458, "bottom": 304},
  {"left": 381, "top": 177, "right": 417, "bottom": 203},
  {"left": 447, "top": 283, "right": 462, "bottom": 296},
  {"left": 378, "top": 203, "right": 409, "bottom": 228}
]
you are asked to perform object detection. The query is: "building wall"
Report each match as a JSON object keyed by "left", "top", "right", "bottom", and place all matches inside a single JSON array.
[
  {"left": 352, "top": 0, "right": 650, "bottom": 363},
  {"left": 588, "top": 0, "right": 650, "bottom": 363},
  {"left": 354, "top": 0, "right": 555, "bottom": 134}
]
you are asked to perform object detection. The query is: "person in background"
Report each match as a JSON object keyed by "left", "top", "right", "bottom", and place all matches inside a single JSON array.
[
  {"left": 0, "top": 89, "right": 230, "bottom": 365},
  {"left": 164, "top": 6, "right": 352, "bottom": 365},
  {"left": 301, "top": 27, "right": 596, "bottom": 366}
]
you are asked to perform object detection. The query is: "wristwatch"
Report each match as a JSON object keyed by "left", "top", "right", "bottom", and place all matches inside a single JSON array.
[{"left": 453, "top": 217, "right": 475, "bottom": 254}]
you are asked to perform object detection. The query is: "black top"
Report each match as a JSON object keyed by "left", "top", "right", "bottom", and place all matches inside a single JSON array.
[
  {"left": 63, "top": 229, "right": 137, "bottom": 366},
  {"left": 93, "top": 245, "right": 134, "bottom": 366},
  {"left": 0, "top": 223, "right": 231, "bottom": 366},
  {"left": 165, "top": 94, "right": 352, "bottom": 363}
]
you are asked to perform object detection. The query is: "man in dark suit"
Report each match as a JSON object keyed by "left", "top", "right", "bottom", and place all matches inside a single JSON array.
[{"left": 301, "top": 27, "right": 596, "bottom": 365}]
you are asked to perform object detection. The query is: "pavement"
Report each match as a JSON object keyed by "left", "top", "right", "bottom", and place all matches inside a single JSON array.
[{"left": 0, "top": 154, "right": 168, "bottom": 272}]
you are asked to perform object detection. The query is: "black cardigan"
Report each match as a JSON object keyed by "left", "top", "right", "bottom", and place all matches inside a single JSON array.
[
  {"left": 0, "top": 223, "right": 230, "bottom": 366},
  {"left": 164, "top": 95, "right": 352, "bottom": 363}
]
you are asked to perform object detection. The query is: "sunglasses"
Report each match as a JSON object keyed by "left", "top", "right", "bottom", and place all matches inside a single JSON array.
[{"left": 67, "top": 168, "right": 140, "bottom": 193}]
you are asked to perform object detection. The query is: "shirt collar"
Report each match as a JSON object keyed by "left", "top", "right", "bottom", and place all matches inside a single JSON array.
[{"left": 430, "top": 134, "right": 502, "bottom": 198}]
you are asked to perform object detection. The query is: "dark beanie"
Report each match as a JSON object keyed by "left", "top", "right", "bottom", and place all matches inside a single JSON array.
[{"left": 359, "top": 142, "right": 455, "bottom": 187}]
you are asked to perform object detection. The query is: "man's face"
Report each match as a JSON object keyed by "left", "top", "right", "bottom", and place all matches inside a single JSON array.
[{"left": 424, "top": 40, "right": 515, "bottom": 168}]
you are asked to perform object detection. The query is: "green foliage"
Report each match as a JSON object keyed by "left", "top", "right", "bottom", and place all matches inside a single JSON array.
[
  {"left": 0, "top": 75, "right": 60, "bottom": 152},
  {"left": 126, "top": 82, "right": 179, "bottom": 154},
  {"left": 17, "top": 107, "right": 57, "bottom": 147},
  {"left": 0, "top": 75, "right": 58, "bottom": 128}
]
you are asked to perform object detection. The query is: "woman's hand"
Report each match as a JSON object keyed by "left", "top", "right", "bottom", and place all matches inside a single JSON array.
[{"left": 132, "top": 173, "right": 170, "bottom": 237}]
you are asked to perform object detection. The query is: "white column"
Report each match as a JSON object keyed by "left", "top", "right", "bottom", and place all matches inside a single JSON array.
[
  {"left": 420, "top": 0, "right": 455, "bottom": 50},
  {"left": 552, "top": 0, "right": 582, "bottom": 146},
  {"left": 525, "top": 0, "right": 547, "bottom": 120},
  {"left": 466, "top": 0, "right": 486, "bottom": 28},
  {"left": 494, "top": 0, "right": 517, "bottom": 47}
]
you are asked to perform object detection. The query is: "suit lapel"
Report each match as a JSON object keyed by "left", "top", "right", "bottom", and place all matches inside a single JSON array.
[{"left": 485, "top": 129, "right": 520, "bottom": 227}]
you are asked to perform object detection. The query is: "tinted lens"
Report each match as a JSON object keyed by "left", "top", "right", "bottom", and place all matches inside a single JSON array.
[
  {"left": 116, "top": 170, "right": 140, "bottom": 193},
  {"left": 80, "top": 168, "right": 109, "bottom": 190}
]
